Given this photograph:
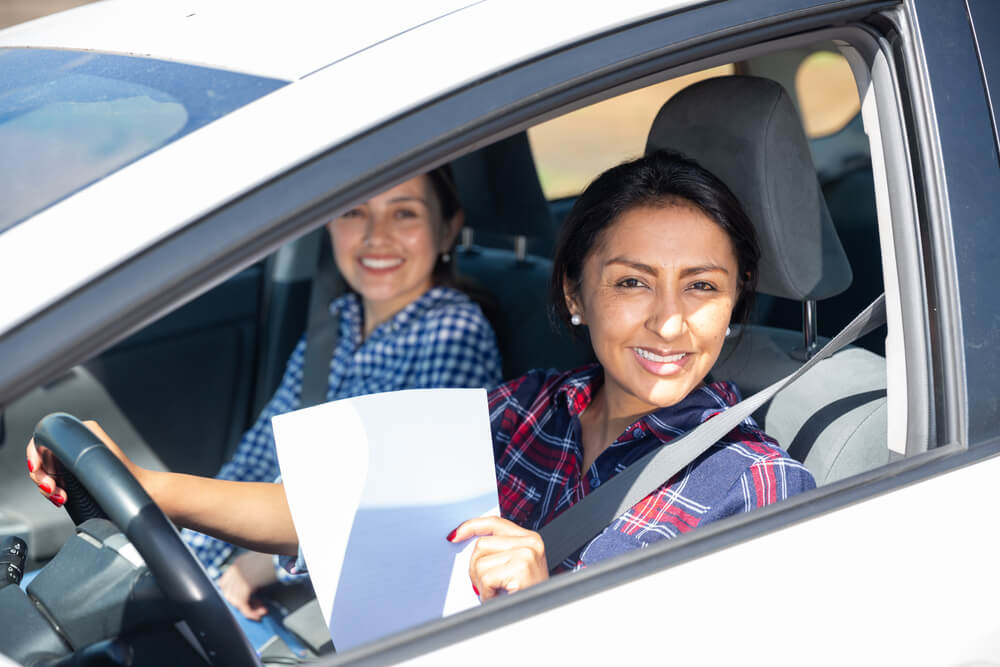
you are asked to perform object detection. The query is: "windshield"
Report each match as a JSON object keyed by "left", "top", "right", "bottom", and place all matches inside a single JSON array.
[{"left": 0, "top": 48, "right": 286, "bottom": 232}]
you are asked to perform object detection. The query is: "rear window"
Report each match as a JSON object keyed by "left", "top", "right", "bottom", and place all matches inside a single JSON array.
[{"left": 0, "top": 48, "right": 286, "bottom": 232}]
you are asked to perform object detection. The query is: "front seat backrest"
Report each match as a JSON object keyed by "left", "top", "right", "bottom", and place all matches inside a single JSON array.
[{"left": 645, "top": 75, "right": 888, "bottom": 484}]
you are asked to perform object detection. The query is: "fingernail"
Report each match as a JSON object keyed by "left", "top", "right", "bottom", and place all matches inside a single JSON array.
[
  {"left": 446, "top": 528, "right": 457, "bottom": 542},
  {"left": 38, "top": 482, "right": 52, "bottom": 495},
  {"left": 27, "top": 459, "right": 35, "bottom": 473},
  {"left": 472, "top": 585, "right": 479, "bottom": 597},
  {"left": 49, "top": 495, "right": 65, "bottom": 507}
]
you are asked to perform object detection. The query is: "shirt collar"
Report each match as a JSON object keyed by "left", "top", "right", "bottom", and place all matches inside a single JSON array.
[{"left": 329, "top": 286, "right": 461, "bottom": 346}]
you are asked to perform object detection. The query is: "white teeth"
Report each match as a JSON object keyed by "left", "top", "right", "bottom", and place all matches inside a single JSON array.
[
  {"left": 360, "top": 257, "right": 403, "bottom": 269},
  {"left": 635, "top": 348, "right": 685, "bottom": 363}
]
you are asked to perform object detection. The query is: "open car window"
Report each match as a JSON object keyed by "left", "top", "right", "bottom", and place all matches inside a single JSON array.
[{"left": 2, "top": 0, "right": 994, "bottom": 664}]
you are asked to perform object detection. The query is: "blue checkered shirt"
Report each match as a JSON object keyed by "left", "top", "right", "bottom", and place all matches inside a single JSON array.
[{"left": 183, "top": 286, "right": 502, "bottom": 577}]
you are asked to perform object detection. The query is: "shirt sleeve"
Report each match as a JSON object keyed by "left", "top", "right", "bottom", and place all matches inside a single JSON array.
[
  {"left": 414, "top": 303, "right": 503, "bottom": 390},
  {"left": 713, "top": 448, "right": 816, "bottom": 519},
  {"left": 181, "top": 335, "right": 309, "bottom": 577}
]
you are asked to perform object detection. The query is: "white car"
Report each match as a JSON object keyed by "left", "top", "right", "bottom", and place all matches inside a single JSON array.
[{"left": 0, "top": 1, "right": 998, "bottom": 665}]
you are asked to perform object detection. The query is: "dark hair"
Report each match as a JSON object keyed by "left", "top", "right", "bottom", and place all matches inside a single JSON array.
[
  {"left": 424, "top": 164, "right": 464, "bottom": 288},
  {"left": 424, "top": 164, "right": 505, "bottom": 340},
  {"left": 551, "top": 149, "right": 760, "bottom": 332}
]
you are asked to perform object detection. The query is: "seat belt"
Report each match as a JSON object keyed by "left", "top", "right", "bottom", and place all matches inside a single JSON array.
[
  {"left": 539, "top": 293, "right": 887, "bottom": 571},
  {"left": 299, "top": 231, "right": 342, "bottom": 409}
]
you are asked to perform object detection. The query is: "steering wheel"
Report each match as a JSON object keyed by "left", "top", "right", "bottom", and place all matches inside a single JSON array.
[{"left": 33, "top": 413, "right": 261, "bottom": 667}]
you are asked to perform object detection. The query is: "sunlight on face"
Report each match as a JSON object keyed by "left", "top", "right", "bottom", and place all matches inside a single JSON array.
[
  {"left": 327, "top": 176, "right": 452, "bottom": 329},
  {"left": 569, "top": 203, "right": 739, "bottom": 417}
]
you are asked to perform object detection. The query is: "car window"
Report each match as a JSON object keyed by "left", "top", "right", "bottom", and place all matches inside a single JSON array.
[
  {"left": 795, "top": 50, "right": 861, "bottom": 137},
  {"left": 0, "top": 48, "right": 286, "bottom": 232},
  {"left": 526, "top": 64, "right": 735, "bottom": 200}
]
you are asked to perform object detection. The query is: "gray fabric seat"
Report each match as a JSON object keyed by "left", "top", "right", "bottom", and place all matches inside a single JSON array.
[
  {"left": 645, "top": 75, "right": 888, "bottom": 484},
  {"left": 452, "top": 132, "right": 592, "bottom": 379}
]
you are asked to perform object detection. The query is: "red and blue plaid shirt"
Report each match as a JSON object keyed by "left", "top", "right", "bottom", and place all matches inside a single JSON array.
[{"left": 490, "top": 364, "right": 816, "bottom": 570}]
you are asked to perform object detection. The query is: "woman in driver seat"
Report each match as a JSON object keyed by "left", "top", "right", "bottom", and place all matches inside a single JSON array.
[{"left": 28, "top": 149, "right": 814, "bottom": 601}]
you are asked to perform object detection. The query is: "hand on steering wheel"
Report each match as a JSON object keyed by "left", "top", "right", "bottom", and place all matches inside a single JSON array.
[{"left": 29, "top": 413, "right": 261, "bottom": 667}]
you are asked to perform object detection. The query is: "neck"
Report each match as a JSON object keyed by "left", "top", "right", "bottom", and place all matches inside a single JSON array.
[
  {"left": 360, "top": 284, "right": 434, "bottom": 339},
  {"left": 578, "top": 385, "right": 651, "bottom": 473}
]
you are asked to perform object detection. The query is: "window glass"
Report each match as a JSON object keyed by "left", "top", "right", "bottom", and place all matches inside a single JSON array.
[
  {"left": 795, "top": 50, "right": 861, "bottom": 138},
  {"left": 527, "top": 64, "right": 734, "bottom": 200},
  {"left": 0, "top": 48, "right": 287, "bottom": 232}
]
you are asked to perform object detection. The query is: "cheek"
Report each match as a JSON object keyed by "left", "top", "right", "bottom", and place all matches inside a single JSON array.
[
  {"left": 329, "top": 222, "right": 362, "bottom": 272},
  {"left": 688, "top": 299, "right": 736, "bottom": 343},
  {"left": 397, "top": 223, "right": 440, "bottom": 262},
  {"left": 584, "top": 289, "right": 648, "bottom": 345}
]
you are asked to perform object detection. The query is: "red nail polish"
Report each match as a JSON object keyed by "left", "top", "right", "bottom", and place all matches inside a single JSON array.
[
  {"left": 27, "top": 459, "right": 35, "bottom": 473},
  {"left": 39, "top": 482, "right": 52, "bottom": 495},
  {"left": 50, "top": 495, "right": 65, "bottom": 507},
  {"left": 446, "top": 529, "right": 457, "bottom": 542},
  {"left": 472, "top": 585, "right": 479, "bottom": 596}
]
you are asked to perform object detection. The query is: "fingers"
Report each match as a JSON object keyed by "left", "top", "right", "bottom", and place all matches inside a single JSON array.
[
  {"left": 26, "top": 420, "right": 133, "bottom": 510},
  {"left": 469, "top": 535, "right": 549, "bottom": 600},
  {"left": 26, "top": 438, "right": 66, "bottom": 508},
  {"left": 218, "top": 566, "right": 269, "bottom": 621},
  {"left": 446, "top": 516, "right": 529, "bottom": 544}
]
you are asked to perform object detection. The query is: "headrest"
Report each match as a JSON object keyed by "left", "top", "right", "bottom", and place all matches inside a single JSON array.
[
  {"left": 451, "top": 132, "right": 556, "bottom": 251},
  {"left": 645, "top": 75, "right": 852, "bottom": 301}
]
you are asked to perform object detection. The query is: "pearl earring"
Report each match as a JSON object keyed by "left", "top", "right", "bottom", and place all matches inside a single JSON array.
[
  {"left": 726, "top": 326, "right": 732, "bottom": 337},
  {"left": 570, "top": 314, "right": 583, "bottom": 326},
  {"left": 441, "top": 252, "right": 451, "bottom": 263}
]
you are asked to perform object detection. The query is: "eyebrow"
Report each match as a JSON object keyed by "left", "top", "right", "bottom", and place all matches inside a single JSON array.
[
  {"left": 385, "top": 195, "right": 429, "bottom": 206},
  {"left": 605, "top": 257, "right": 730, "bottom": 277}
]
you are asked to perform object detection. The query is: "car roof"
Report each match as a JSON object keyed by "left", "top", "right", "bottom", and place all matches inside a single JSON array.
[
  {"left": 0, "top": 0, "right": 701, "bottom": 336},
  {"left": 0, "top": 0, "right": 482, "bottom": 81}
]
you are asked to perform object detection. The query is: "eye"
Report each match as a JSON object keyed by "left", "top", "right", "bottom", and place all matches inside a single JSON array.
[
  {"left": 392, "top": 207, "right": 420, "bottom": 220},
  {"left": 687, "top": 280, "right": 717, "bottom": 292},
  {"left": 340, "top": 207, "right": 364, "bottom": 219},
  {"left": 616, "top": 277, "right": 647, "bottom": 289}
]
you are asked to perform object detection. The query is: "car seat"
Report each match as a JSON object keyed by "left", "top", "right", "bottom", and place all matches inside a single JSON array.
[
  {"left": 452, "top": 132, "right": 593, "bottom": 380},
  {"left": 645, "top": 75, "right": 888, "bottom": 484}
]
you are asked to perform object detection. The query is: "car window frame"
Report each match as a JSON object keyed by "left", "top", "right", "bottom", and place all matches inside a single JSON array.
[{"left": 1, "top": 0, "right": 985, "bottom": 662}]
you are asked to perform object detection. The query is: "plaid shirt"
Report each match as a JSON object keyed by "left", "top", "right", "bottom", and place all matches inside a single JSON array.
[
  {"left": 491, "top": 365, "right": 815, "bottom": 570},
  {"left": 184, "top": 286, "right": 502, "bottom": 577},
  {"left": 284, "top": 363, "right": 815, "bottom": 578}
]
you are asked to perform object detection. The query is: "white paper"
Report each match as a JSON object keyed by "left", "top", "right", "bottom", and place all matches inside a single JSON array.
[{"left": 271, "top": 388, "right": 499, "bottom": 652}]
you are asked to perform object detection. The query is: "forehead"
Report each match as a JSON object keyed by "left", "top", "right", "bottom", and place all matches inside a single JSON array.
[
  {"left": 371, "top": 175, "right": 434, "bottom": 204},
  {"left": 594, "top": 203, "right": 736, "bottom": 261}
]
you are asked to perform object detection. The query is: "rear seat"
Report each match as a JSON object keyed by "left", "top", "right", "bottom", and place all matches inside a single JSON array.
[{"left": 451, "top": 132, "right": 593, "bottom": 380}]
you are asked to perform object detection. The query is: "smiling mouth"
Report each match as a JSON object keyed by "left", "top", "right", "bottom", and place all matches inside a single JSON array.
[
  {"left": 359, "top": 256, "right": 404, "bottom": 270},
  {"left": 634, "top": 348, "right": 687, "bottom": 363}
]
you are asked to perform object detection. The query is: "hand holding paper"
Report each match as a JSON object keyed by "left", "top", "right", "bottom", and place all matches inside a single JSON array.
[{"left": 272, "top": 388, "right": 500, "bottom": 652}]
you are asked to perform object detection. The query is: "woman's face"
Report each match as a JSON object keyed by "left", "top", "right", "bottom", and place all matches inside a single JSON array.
[
  {"left": 327, "top": 176, "right": 458, "bottom": 323},
  {"left": 567, "top": 203, "right": 740, "bottom": 416}
]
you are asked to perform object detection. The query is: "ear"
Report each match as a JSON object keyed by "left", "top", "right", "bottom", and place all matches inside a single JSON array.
[{"left": 440, "top": 210, "right": 464, "bottom": 252}]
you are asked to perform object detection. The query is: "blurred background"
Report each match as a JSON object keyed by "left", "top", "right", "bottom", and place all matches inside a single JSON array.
[{"left": 0, "top": 0, "right": 95, "bottom": 28}]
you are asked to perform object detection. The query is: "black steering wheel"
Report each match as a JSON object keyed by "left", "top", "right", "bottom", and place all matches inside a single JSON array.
[{"left": 33, "top": 413, "right": 260, "bottom": 667}]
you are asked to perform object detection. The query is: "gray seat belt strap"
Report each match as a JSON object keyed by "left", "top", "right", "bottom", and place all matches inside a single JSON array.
[
  {"left": 540, "top": 293, "right": 887, "bottom": 571},
  {"left": 300, "top": 231, "right": 342, "bottom": 409}
]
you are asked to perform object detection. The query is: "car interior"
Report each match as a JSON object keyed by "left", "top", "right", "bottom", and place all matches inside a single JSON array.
[{"left": 0, "top": 35, "right": 889, "bottom": 663}]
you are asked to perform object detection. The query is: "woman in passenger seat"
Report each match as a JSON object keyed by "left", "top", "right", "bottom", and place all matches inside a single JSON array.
[
  {"left": 180, "top": 167, "right": 502, "bottom": 642},
  {"left": 28, "top": 150, "right": 812, "bottom": 607}
]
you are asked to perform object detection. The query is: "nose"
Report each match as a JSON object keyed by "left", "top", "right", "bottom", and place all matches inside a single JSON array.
[
  {"left": 362, "top": 210, "right": 391, "bottom": 245},
  {"left": 645, "top": 290, "right": 685, "bottom": 340}
]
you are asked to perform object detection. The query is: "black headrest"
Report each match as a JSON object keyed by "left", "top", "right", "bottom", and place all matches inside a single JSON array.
[
  {"left": 646, "top": 75, "right": 852, "bottom": 301},
  {"left": 451, "top": 132, "right": 556, "bottom": 251}
]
